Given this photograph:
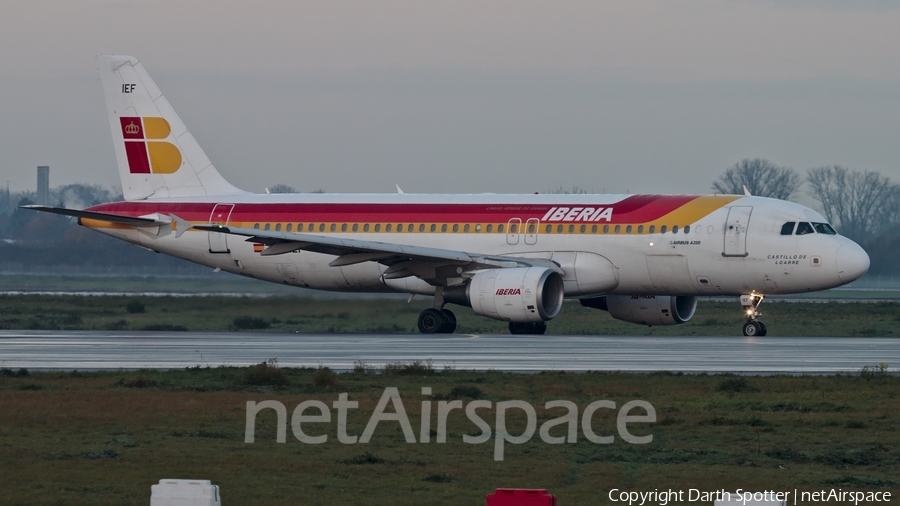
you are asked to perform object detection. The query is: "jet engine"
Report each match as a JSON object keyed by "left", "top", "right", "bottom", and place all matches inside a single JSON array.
[
  {"left": 444, "top": 267, "right": 565, "bottom": 323},
  {"left": 580, "top": 295, "right": 697, "bottom": 326}
]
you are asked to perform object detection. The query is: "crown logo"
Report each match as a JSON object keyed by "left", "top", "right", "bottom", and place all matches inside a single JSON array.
[{"left": 124, "top": 121, "right": 140, "bottom": 135}]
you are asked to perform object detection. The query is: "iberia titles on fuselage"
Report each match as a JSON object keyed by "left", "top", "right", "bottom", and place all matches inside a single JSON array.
[{"left": 24, "top": 55, "right": 870, "bottom": 336}]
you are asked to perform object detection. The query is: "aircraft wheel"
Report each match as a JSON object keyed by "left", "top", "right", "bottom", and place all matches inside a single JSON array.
[
  {"left": 742, "top": 321, "right": 762, "bottom": 337},
  {"left": 440, "top": 309, "right": 457, "bottom": 333},
  {"left": 758, "top": 321, "right": 768, "bottom": 337},
  {"left": 532, "top": 321, "right": 547, "bottom": 335},
  {"left": 417, "top": 308, "right": 446, "bottom": 334}
]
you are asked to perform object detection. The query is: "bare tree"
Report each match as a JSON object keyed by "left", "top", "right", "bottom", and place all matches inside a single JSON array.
[
  {"left": 712, "top": 158, "right": 801, "bottom": 200},
  {"left": 807, "top": 165, "right": 897, "bottom": 241},
  {"left": 888, "top": 184, "right": 900, "bottom": 227},
  {"left": 53, "top": 184, "right": 115, "bottom": 208}
]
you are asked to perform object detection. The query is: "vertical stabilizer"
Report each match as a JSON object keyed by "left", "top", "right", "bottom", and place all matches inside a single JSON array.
[{"left": 98, "top": 55, "right": 246, "bottom": 200}]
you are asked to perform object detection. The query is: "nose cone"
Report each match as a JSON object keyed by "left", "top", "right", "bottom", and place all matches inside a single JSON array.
[{"left": 836, "top": 241, "right": 870, "bottom": 284}]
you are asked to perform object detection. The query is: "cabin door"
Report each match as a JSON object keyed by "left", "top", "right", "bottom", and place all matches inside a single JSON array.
[
  {"left": 208, "top": 204, "right": 235, "bottom": 254},
  {"left": 723, "top": 206, "right": 752, "bottom": 257}
]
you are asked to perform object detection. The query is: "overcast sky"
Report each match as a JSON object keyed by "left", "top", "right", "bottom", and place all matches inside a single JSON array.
[{"left": 1, "top": 0, "right": 898, "bottom": 197}]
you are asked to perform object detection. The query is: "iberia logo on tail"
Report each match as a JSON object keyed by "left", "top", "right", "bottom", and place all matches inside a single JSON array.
[{"left": 120, "top": 117, "right": 182, "bottom": 174}]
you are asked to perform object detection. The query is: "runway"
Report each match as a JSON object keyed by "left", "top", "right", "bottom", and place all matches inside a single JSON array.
[{"left": 2, "top": 330, "right": 898, "bottom": 373}]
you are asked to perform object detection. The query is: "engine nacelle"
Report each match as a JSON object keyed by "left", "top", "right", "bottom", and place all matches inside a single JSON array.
[
  {"left": 581, "top": 295, "right": 697, "bottom": 326},
  {"left": 444, "top": 267, "right": 565, "bottom": 323}
]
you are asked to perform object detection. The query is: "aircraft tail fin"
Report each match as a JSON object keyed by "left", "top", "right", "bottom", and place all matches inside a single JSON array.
[{"left": 98, "top": 55, "right": 247, "bottom": 201}]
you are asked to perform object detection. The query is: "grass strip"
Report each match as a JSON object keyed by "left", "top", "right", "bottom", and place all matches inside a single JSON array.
[{"left": 0, "top": 366, "right": 897, "bottom": 505}]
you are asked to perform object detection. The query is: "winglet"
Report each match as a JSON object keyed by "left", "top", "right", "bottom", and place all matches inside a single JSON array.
[
  {"left": 396, "top": 184, "right": 404, "bottom": 194},
  {"left": 743, "top": 185, "right": 752, "bottom": 196}
]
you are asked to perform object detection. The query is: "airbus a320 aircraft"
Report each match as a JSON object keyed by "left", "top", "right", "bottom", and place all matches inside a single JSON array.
[{"left": 25, "top": 55, "right": 870, "bottom": 336}]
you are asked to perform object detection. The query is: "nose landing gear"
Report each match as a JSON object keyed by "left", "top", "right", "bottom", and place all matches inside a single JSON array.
[{"left": 740, "top": 293, "right": 767, "bottom": 336}]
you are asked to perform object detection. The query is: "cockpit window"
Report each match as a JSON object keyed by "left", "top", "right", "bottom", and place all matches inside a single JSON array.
[
  {"left": 796, "top": 222, "right": 814, "bottom": 235},
  {"left": 780, "top": 222, "right": 795, "bottom": 235},
  {"left": 813, "top": 222, "right": 837, "bottom": 235}
]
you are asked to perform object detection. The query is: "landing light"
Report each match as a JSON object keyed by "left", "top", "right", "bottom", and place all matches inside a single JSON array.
[{"left": 649, "top": 242, "right": 654, "bottom": 247}]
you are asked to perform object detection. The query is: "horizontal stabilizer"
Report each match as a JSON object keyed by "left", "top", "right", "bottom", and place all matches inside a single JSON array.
[{"left": 20, "top": 205, "right": 170, "bottom": 227}]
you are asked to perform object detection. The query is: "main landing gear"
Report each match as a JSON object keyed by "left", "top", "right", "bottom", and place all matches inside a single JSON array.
[
  {"left": 740, "top": 293, "right": 768, "bottom": 337},
  {"left": 417, "top": 308, "right": 457, "bottom": 334}
]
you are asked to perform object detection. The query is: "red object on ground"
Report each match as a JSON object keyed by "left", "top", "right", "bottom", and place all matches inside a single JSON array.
[{"left": 486, "top": 489, "right": 557, "bottom": 506}]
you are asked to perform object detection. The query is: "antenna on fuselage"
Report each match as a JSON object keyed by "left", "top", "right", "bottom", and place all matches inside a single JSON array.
[{"left": 743, "top": 185, "right": 752, "bottom": 196}]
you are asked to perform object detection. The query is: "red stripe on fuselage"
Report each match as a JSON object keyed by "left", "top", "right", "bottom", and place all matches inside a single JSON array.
[{"left": 86, "top": 195, "right": 703, "bottom": 225}]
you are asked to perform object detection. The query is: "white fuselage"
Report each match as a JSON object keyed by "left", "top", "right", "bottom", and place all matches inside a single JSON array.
[{"left": 85, "top": 193, "right": 869, "bottom": 298}]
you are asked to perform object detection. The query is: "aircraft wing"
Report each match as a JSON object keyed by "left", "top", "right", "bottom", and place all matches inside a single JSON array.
[
  {"left": 191, "top": 223, "right": 562, "bottom": 282},
  {"left": 20, "top": 205, "right": 171, "bottom": 227}
]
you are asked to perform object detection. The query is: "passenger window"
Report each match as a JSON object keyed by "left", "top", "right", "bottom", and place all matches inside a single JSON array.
[
  {"left": 363, "top": 224, "right": 369, "bottom": 232},
  {"left": 813, "top": 222, "right": 837, "bottom": 235},
  {"left": 569, "top": 225, "right": 575, "bottom": 233},
  {"left": 661, "top": 225, "right": 667, "bottom": 234},
  {"left": 377, "top": 224, "right": 383, "bottom": 232},
  {"left": 419, "top": 224, "right": 425, "bottom": 232},
  {"left": 649, "top": 225, "right": 655, "bottom": 233},
  {"left": 684, "top": 225, "right": 690, "bottom": 234},
  {"left": 253, "top": 223, "right": 260, "bottom": 230},
  {"left": 580, "top": 225, "right": 586, "bottom": 233},
  {"left": 591, "top": 224, "right": 598, "bottom": 233},
  {"left": 545, "top": 224, "right": 552, "bottom": 233},
  {"left": 286, "top": 224, "right": 292, "bottom": 232},
  {"left": 464, "top": 224, "right": 470, "bottom": 232},
  {"left": 430, "top": 224, "right": 436, "bottom": 232},
  {"left": 673, "top": 225, "right": 679, "bottom": 234},
  {"left": 603, "top": 225, "right": 609, "bottom": 233},
  {"left": 557, "top": 224, "right": 563, "bottom": 233},
  {"left": 352, "top": 224, "right": 358, "bottom": 232},
  {"left": 780, "top": 222, "right": 795, "bottom": 235},
  {"left": 318, "top": 223, "right": 325, "bottom": 232},
  {"left": 637, "top": 225, "right": 644, "bottom": 233},
  {"left": 275, "top": 223, "right": 281, "bottom": 231},
  {"left": 264, "top": 223, "right": 271, "bottom": 231},
  {"left": 341, "top": 223, "right": 347, "bottom": 232},
  {"left": 498, "top": 224, "right": 504, "bottom": 233},
  {"left": 625, "top": 225, "right": 632, "bottom": 233},
  {"left": 487, "top": 224, "right": 493, "bottom": 233},
  {"left": 796, "top": 222, "right": 814, "bottom": 235},
  {"left": 297, "top": 224, "right": 303, "bottom": 232},
  {"left": 453, "top": 224, "right": 459, "bottom": 233},
  {"left": 614, "top": 225, "right": 621, "bottom": 233}
]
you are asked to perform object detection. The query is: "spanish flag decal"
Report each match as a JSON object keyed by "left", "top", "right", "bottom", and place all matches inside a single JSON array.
[{"left": 120, "top": 117, "right": 182, "bottom": 174}]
